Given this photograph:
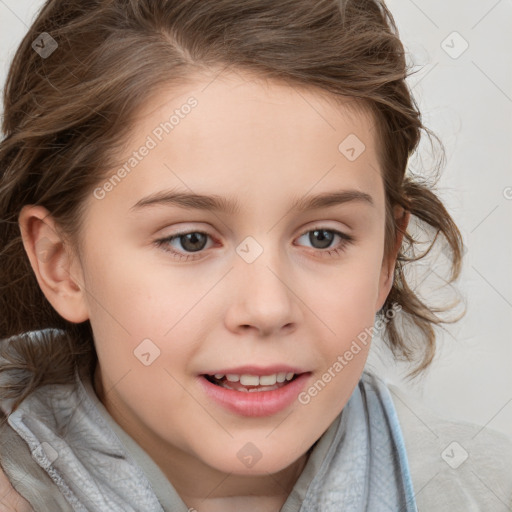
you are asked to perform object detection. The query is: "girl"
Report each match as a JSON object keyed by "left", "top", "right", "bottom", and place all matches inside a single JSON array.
[{"left": 0, "top": 0, "right": 511, "bottom": 511}]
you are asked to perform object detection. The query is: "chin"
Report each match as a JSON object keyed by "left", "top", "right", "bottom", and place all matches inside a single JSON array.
[{"left": 202, "top": 443, "right": 309, "bottom": 477}]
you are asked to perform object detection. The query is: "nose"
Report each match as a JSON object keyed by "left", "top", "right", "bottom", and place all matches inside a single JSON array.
[{"left": 223, "top": 246, "right": 300, "bottom": 337}]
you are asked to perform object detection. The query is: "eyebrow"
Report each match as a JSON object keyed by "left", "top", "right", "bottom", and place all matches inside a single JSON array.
[{"left": 130, "top": 189, "right": 374, "bottom": 214}]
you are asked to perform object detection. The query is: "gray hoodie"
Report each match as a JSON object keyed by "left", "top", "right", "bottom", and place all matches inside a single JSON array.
[{"left": 1, "top": 366, "right": 511, "bottom": 511}]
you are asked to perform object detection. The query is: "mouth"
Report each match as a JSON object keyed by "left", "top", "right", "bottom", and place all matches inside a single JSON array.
[
  {"left": 199, "top": 370, "right": 312, "bottom": 417},
  {"left": 202, "top": 372, "right": 301, "bottom": 393}
]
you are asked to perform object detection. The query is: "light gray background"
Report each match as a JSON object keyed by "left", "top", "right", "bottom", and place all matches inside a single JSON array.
[{"left": 1, "top": 1, "right": 511, "bottom": 439}]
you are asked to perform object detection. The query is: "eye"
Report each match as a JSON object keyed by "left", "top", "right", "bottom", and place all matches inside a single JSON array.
[
  {"left": 295, "top": 227, "right": 354, "bottom": 258},
  {"left": 155, "top": 231, "right": 215, "bottom": 261},
  {"left": 154, "top": 227, "right": 354, "bottom": 262}
]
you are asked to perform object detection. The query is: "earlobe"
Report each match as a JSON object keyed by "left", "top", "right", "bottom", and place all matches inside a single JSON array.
[
  {"left": 18, "top": 205, "right": 89, "bottom": 324},
  {"left": 375, "top": 207, "right": 411, "bottom": 311}
]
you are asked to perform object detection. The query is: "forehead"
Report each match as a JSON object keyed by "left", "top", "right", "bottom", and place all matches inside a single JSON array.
[{"left": 94, "top": 70, "right": 385, "bottom": 217}]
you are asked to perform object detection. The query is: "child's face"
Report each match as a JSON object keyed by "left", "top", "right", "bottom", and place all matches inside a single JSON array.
[{"left": 67, "top": 71, "right": 396, "bottom": 482}]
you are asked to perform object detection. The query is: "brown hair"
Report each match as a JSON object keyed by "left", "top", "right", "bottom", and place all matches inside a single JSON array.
[{"left": 0, "top": 0, "right": 463, "bottom": 412}]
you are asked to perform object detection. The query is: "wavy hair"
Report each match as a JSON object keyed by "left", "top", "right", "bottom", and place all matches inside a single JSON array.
[{"left": 0, "top": 0, "right": 464, "bottom": 413}]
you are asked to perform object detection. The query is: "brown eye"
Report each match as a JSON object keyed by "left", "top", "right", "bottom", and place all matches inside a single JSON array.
[
  {"left": 308, "top": 229, "right": 336, "bottom": 249},
  {"left": 177, "top": 232, "right": 209, "bottom": 252},
  {"left": 155, "top": 230, "right": 214, "bottom": 261},
  {"left": 296, "top": 227, "right": 354, "bottom": 259}
]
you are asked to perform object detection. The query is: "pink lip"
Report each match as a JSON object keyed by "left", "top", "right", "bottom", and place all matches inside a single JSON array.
[
  {"left": 201, "top": 365, "right": 307, "bottom": 376},
  {"left": 198, "top": 372, "right": 312, "bottom": 417}
]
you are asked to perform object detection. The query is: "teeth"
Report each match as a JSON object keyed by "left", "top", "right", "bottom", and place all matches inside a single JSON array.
[
  {"left": 214, "top": 373, "right": 297, "bottom": 386},
  {"left": 259, "top": 374, "right": 277, "bottom": 386},
  {"left": 240, "top": 374, "right": 260, "bottom": 386},
  {"left": 237, "top": 384, "right": 279, "bottom": 392}
]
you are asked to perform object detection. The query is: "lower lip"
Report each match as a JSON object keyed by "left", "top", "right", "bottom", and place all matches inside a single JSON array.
[{"left": 198, "top": 373, "right": 311, "bottom": 417}]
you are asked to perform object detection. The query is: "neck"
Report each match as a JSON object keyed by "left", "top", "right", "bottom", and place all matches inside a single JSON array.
[
  {"left": 179, "top": 451, "right": 310, "bottom": 512},
  {"left": 93, "top": 365, "right": 311, "bottom": 511}
]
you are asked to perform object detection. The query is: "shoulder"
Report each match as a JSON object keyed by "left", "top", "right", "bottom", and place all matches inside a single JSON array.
[
  {"left": 388, "top": 382, "right": 512, "bottom": 511},
  {"left": 0, "top": 412, "right": 74, "bottom": 511}
]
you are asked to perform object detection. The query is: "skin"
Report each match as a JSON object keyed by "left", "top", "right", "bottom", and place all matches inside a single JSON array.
[
  {"left": 0, "top": 468, "right": 34, "bottom": 512},
  {"left": 19, "top": 70, "right": 409, "bottom": 512}
]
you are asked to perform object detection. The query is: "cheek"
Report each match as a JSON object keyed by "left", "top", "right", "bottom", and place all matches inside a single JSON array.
[
  {"left": 82, "top": 240, "right": 182, "bottom": 329},
  {"left": 313, "top": 253, "right": 383, "bottom": 321},
  {"left": 298, "top": 266, "right": 380, "bottom": 418},
  {"left": 80, "top": 241, "right": 211, "bottom": 375},
  {"left": 307, "top": 250, "right": 383, "bottom": 374}
]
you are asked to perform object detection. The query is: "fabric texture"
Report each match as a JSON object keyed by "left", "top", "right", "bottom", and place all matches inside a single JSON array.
[
  {"left": 388, "top": 383, "right": 512, "bottom": 511},
  {"left": 0, "top": 365, "right": 417, "bottom": 511}
]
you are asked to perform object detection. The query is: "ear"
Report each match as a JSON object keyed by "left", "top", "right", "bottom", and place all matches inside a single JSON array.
[
  {"left": 375, "top": 205, "right": 410, "bottom": 312},
  {"left": 18, "top": 205, "right": 89, "bottom": 323}
]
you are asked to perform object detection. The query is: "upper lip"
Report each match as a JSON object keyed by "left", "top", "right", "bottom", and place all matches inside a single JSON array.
[{"left": 201, "top": 365, "right": 309, "bottom": 376}]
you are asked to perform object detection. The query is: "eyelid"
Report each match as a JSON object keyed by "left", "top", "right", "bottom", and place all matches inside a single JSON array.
[
  {"left": 295, "top": 226, "right": 354, "bottom": 248},
  {"left": 299, "top": 221, "right": 352, "bottom": 236},
  {"left": 154, "top": 223, "right": 354, "bottom": 262},
  {"left": 156, "top": 221, "right": 351, "bottom": 244}
]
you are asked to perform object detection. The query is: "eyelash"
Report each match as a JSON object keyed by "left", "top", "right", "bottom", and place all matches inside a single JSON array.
[{"left": 154, "top": 226, "right": 354, "bottom": 262}]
